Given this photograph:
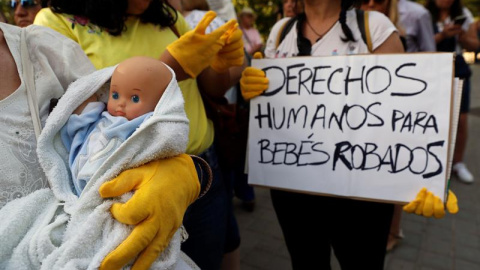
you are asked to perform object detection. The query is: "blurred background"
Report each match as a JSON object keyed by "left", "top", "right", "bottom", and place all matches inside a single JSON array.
[
  {"left": 1, "top": 0, "right": 479, "bottom": 47},
  {"left": 1, "top": 0, "right": 480, "bottom": 62}
]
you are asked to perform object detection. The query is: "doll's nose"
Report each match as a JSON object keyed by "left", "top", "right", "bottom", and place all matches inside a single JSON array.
[{"left": 118, "top": 99, "right": 126, "bottom": 107}]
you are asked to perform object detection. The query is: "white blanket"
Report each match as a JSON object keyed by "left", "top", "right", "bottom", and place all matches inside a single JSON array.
[{"left": 0, "top": 65, "right": 198, "bottom": 270}]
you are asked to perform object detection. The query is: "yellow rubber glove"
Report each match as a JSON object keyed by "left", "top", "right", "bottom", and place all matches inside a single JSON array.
[
  {"left": 446, "top": 190, "right": 459, "bottom": 213},
  {"left": 211, "top": 23, "right": 245, "bottom": 73},
  {"left": 98, "top": 154, "right": 200, "bottom": 270},
  {"left": 240, "top": 52, "right": 269, "bottom": 100},
  {"left": 166, "top": 11, "right": 237, "bottom": 78},
  {"left": 403, "top": 187, "right": 458, "bottom": 218}
]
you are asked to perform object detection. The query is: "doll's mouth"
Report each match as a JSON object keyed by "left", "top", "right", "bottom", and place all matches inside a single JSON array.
[{"left": 115, "top": 111, "right": 126, "bottom": 116}]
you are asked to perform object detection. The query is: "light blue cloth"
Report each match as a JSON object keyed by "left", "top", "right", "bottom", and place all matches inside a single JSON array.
[{"left": 60, "top": 101, "right": 152, "bottom": 195}]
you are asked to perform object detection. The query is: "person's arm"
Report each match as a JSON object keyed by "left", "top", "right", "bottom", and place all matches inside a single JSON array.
[
  {"left": 367, "top": 11, "right": 404, "bottom": 54},
  {"left": 159, "top": 51, "right": 191, "bottom": 81},
  {"left": 196, "top": 55, "right": 248, "bottom": 98},
  {"left": 458, "top": 23, "right": 480, "bottom": 51},
  {"left": 373, "top": 32, "right": 405, "bottom": 54},
  {"left": 435, "top": 23, "right": 462, "bottom": 44},
  {"left": 195, "top": 17, "right": 247, "bottom": 97},
  {"left": 227, "top": 55, "right": 249, "bottom": 86},
  {"left": 0, "top": 31, "right": 20, "bottom": 100}
]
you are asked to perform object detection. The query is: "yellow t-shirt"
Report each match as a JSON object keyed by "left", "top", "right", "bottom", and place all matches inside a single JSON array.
[{"left": 34, "top": 8, "right": 213, "bottom": 155}]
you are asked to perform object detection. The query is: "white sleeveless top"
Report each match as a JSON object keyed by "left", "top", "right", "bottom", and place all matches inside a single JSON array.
[
  {"left": 264, "top": 9, "right": 397, "bottom": 58},
  {"left": 0, "top": 23, "right": 94, "bottom": 208},
  {"left": 0, "top": 70, "right": 47, "bottom": 207}
]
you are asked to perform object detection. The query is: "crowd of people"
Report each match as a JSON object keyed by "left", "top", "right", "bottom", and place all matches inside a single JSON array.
[{"left": 0, "top": 0, "right": 475, "bottom": 269}]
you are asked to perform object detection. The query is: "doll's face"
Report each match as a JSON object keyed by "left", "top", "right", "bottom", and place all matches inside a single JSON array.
[{"left": 107, "top": 57, "right": 171, "bottom": 120}]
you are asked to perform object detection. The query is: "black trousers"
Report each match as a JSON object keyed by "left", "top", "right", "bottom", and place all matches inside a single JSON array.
[{"left": 271, "top": 189, "right": 394, "bottom": 270}]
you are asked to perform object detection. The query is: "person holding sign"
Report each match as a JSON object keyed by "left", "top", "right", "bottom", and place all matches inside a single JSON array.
[
  {"left": 34, "top": 2, "right": 244, "bottom": 269},
  {"left": 240, "top": 0, "right": 458, "bottom": 269},
  {"left": 359, "top": 0, "right": 406, "bottom": 252},
  {"left": 425, "top": 0, "right": 479, "bottom": 184}
]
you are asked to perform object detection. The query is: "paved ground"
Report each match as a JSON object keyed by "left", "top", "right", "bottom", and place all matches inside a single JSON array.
[{"left": 234, "top": 64, "right": 480, "bottom": 270}]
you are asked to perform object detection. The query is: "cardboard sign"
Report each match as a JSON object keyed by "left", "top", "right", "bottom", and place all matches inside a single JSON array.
[{"left": 248, "top": 53, "right": 455, "bottom": 203}]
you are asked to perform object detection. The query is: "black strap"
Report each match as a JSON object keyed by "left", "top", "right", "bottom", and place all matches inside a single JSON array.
[
  {"left": 169, "top": 25, "right": 181, "bottom": 38},
  {"left": 356, "top": 9, "right": 367, "bottom": 48},
  {"left": 276, "top": 16, "right": 298, "bottom": 49},
  {"left": 278, "top": 11, "right": 369, "bottom": 52}
]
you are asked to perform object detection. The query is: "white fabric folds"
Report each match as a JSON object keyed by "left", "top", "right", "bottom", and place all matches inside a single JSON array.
[{"left": 0, "top": 64, "right": 198, "bottom": 270}]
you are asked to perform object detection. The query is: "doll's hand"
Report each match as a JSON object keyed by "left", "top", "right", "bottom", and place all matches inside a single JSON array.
[
  {"left": 240, "top": 52, "right": 269, "bottom": 100},
  {"left": 73, "top": 94, "right": 98, "bottom": 115},
  {"left": 403, "top": 187, "right": 458, "bottom": 218},
  {"left": 98, "top": 154, "right": 200, "bottom": 270},
  {"left": 210, "top": 23, "right": 245, "bottom": 73},
  {"left": 166, "top": 11, "right": 236, "bottom": 78}
]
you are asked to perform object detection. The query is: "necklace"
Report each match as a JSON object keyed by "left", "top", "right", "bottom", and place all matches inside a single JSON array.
[
  {"left": 306, "top": 19, "right": 323, "bottom": 38},
  {"left": 305, "top": 18, "right": 337, "bottom": 40}
]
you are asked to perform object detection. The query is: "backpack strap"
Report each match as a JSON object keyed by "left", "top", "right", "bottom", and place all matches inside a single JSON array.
[
  {"left": 21, "top": 28, "right": 42, "bottom": 140},
  {"left": 276, "top": 17, "right": 297, "bottom": 49},
  {"left": 169, "top": 24, "right": 181, "bottom": 38},
  {"left": 356, "top": 9, "right": 373, "bottom": 53}
]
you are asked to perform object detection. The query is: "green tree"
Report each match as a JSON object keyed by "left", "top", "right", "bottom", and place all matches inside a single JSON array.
[
  {"left": 234, "top": 0, "right": 480, "bottom": 42},
  {"left": 462, "top": 0, "right": 480, "bottom": 18},
  {"left": 234, "top": 0, "right": 282, "bottom": 41},
  {"left": 0, "top": 0, "right": 14, "bottom": 23}
]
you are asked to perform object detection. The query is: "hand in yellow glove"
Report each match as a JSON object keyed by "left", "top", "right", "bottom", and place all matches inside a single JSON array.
[
  {"left": 98, "top": 154, "right": 200, "bottom": 270},
  {"left": 403, "top": 187, "right": 458, "bottom": 218},
  {"left": 240, "top": 52, "right": 269, "bottom": 100},
  {"left": 211, "top": 23, "right": 245, "bottom": 73},
  {"left": 166, "top": 11, "right": 237, "bottom": 78}
]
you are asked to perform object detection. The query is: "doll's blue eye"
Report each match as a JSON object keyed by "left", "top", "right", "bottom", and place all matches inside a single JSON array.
[
  {"left": 112, "top": 92, "right": 119, "bottom": 99},
  {"left": 131, "top": 95, "right": 140, "bottom": 103}
]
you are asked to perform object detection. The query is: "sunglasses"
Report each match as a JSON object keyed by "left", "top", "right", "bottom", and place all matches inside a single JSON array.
[{"left": 9, "top": 0, "right": 39, "bottom": 9}]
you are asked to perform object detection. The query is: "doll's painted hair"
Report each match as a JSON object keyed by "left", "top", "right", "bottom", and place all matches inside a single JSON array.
[
  {"left": 49, "top": 0, "right": 177, "bottom": 36},
  {"left": 425, "top": 0, "right": 464, "bottom": 22},
  {"left": 340, "top": 0, "right": 363, "bottom": 42}
]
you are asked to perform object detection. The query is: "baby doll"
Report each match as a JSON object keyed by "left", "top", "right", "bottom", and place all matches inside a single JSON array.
[
  {"left": 61, "top": 56, "right": 172, "bottom": 195},
  {"left": 0, "top": 56, "right": 194, "bottom": 269}
]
